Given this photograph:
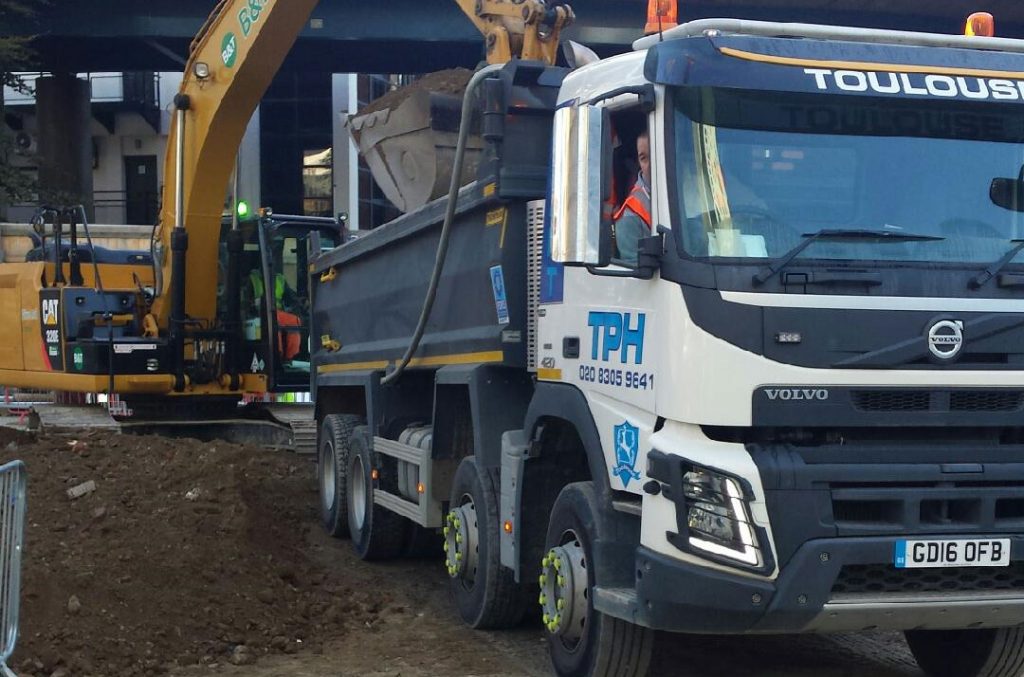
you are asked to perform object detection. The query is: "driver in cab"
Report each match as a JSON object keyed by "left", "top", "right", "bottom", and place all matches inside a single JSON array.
[{"left": 613, "top": 130, "right": 651, "bottom": 266}]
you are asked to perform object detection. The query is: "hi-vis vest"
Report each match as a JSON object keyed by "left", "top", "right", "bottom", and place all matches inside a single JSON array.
[{"left": 614, "top": 181, "right": 652, "bottom": 228}]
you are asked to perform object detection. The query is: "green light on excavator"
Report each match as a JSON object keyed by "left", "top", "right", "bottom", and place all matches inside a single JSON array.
[{"left": 236, "top": 200, "right": 250, "bottom": 218}]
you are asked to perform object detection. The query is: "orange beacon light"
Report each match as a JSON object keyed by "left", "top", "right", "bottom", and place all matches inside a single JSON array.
[
  {"left": 645, "top": 0, "right": 679, "bottom": 35},
  {"left": 965, "top": 12, "right": 995, "bottom": 37}
]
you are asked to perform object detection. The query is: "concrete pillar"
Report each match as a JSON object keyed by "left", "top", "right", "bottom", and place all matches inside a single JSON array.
[
  {"left": 36, "top": 74, "right": 94, "bottom": 219},
  {"left": 332, "top": 73, "right": 360, "bottom": 231}
]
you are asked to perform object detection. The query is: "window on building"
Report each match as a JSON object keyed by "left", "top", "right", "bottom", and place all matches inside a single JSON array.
[{"left": 303, "top": 148, "right": 332, "bottom": 217}]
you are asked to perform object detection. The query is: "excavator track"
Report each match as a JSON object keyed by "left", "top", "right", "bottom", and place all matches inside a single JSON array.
[
  {"left": 25, "top": 403, "right": 318, "bottom": 454},
  {"left": 265, "top": 404, "right": 318, "bottom": 456},
  {"left": 286, "top": 419, "right": 318, "bottom": 456}
]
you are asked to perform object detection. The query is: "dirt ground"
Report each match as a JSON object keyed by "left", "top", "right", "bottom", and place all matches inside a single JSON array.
[{"left": 0, "top": 428, "right": 927, "bottom": 677}]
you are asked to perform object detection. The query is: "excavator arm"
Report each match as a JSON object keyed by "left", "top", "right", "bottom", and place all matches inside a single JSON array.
[
  {"left": 0, "top": 0, "right": 578, "bottom": 403},
  {"left": 147, "top": 0, "right": 573, "bottom": 392},
  {"left": 455, "top": 0, "right": 574, "bottom": 65},
  {"left": 152, "top": 0, "right": 571, "bottom": 334},
  {"left": 151, "top": 0, "right": 319, "bottom": 330}
]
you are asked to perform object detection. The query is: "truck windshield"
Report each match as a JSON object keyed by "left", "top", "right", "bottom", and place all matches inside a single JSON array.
[{"left": 672, "top": 87, "right": 1024, "bottom": 266}]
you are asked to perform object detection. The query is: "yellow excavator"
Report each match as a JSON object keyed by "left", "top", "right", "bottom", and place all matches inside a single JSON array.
[{"left": 0, "top": 0, "right": 571, "bottom": 417}]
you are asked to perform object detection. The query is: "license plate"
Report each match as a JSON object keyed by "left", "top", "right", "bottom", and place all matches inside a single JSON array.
[{"left": 895, "top": 538, "right": 1011, "bottom": 569}]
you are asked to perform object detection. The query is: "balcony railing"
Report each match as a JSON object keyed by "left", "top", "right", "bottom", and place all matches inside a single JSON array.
[
  {"left": 3, "top": 72, "right": 161, "bottom": 109},
  {"left": 5, "top": 190, "right": 160, "bottom": 227}
]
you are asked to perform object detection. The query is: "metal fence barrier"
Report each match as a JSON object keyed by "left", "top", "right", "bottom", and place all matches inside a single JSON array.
[{"left": 0, "top": 461, "right": 26, "bottom": 677}]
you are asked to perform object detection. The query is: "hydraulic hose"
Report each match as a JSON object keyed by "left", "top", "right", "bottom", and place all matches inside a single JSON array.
[
  {"left": 381, "top": 63, "right": 503, "bottom": 386},
  {"left": 73, "top": 206, "right": 116, "bottom": 407}
]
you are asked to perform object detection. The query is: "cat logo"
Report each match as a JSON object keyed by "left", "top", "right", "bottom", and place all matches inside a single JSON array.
[{"left": 42, "top": 299, "right": 60, "bottom": 327}]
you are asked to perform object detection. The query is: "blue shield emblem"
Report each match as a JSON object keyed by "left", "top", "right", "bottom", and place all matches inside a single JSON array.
[{"left": 613, "top": 421, "right": 641, "bottom": 487}]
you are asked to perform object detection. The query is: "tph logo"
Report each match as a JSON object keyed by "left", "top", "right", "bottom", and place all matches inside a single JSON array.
[{"left": 588, "top": 312, "right": 645, "bottom": 365}]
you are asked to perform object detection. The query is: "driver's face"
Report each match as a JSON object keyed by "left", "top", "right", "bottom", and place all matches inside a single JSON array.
[{"left": 637, "top": 135, "right": 651, "bottom": 184}]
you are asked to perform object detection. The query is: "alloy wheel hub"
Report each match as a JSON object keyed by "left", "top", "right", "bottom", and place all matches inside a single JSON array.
[
  {"left": 539, "top": 537, "right": 588, "bottom": 641},
  {"left": 443, "top": 501, "right": 479, "bottom": 581}
]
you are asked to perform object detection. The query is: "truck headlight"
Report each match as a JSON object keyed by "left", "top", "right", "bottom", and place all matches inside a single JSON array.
[
  {"left": 682, "top": 468, "right": 761, "bottom": 567},
  {"left": 646, "top": 450, "right": 773, "bottom": 574}
]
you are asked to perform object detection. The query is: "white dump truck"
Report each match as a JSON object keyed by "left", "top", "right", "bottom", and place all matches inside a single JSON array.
[{"left": 313, "top": 16, "right": 1024, "bottom": 677}]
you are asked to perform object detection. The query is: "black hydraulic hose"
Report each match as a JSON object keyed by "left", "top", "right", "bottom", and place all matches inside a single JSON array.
[
  {"left": 68, "top": 208, "right": 83, "bottom": 286},
  {"left": 31, "top": 207, "right": 55, "bottom": 286},
  {"left": 52, "top": 209, "right": 65, "bottom": 286},
  {"left": 225, "top": 228, "right": 243, "bottom": 390},
  {"left": 380, "top": 63, "right": 503, "bottom": 386},
  {"left": 74, "top": 206, "right": 117, "bottom": 407}
]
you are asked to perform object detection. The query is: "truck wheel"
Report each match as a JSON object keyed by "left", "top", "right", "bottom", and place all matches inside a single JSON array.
[
  {"left": 347, "top": 427, "right": 407, "bottom": 560},
  {"left": 318, "top": 414, "right": 363, "bottom": 538},
  {"left": 444, "top": 455, "right": 525, "bottom": 629},
  {"left": 906, "top": 627, "right": 1024, "bottom": 677},
  {"left": 542, "top": 482, "right": 653, "bottom": 677}
]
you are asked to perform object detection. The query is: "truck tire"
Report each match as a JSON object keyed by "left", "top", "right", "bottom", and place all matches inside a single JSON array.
[
  {"left": 347, "top": 426, "right": 408, "bottom": 560},
  {"left": 445, "top": 456, "right": 525, "bottom": 629},
  {"left": 906, "top": 627, "right": 1024, "bottom": 677},
  {"left": 318, "top": 414, "right": 363, "bottom": 538},
  {"left": 542, "top": 482, "right": 653, "bottom": 677}
]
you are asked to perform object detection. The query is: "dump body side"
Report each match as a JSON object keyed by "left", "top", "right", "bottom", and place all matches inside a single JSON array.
[{"left": 311, "top": 62, "right": 566, "bottom": 379}]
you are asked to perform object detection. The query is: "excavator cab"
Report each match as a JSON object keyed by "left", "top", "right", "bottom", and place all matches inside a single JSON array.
[{"left": 222, "top": 213, "right": 342, "bottom": 393}]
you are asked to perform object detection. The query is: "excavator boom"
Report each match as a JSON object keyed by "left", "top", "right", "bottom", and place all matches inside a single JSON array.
[
  {"left": 0, "top": 0, "right": 576, "bottom": 407},
  {"left": 152, "top": 0, "right": 319, "bottom": 327}
]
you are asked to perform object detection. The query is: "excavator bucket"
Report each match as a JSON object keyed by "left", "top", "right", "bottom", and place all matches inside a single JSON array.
[{"left": 347, "top": 70, "right": 483, "bottom": 214}]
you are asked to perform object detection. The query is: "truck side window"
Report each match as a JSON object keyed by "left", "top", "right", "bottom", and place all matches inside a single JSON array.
[{"left": 608, "top": 110, "right": 651, "bottom": 268}]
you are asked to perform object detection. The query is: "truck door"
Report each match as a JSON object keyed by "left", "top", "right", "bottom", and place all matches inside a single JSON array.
[{"left": 539, "top": 99, "right": 660, "bottom": 496}]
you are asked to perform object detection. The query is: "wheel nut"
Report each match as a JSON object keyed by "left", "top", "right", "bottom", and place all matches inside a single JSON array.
[
  {"left": 556, "top": 598, "right": 565, "bottom": 610},
  {"left": 538, "top": 574, "right": 547, "bottom": 585}
]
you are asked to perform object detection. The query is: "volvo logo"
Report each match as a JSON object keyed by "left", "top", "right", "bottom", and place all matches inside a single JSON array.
[
  {"left": 764, "top": 388, "right": 830, "bottom": 401},
  {"left": 927, "top": 320, "right": 964, "bottom": 360}
]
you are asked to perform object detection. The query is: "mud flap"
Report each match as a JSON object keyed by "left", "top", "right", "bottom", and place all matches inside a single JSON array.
[{"left": 499, "top": 429, "right": 531, "bottom": 580}]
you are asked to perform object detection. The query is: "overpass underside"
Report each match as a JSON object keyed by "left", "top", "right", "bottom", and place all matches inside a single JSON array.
[{"left": 10, "top": 0, "right": 1024, "bottom": 74}]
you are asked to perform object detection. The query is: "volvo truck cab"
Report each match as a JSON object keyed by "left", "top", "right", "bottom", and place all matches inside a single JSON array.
[{"left": 542, "top": 17, "right": 1024, "bottom": 674}]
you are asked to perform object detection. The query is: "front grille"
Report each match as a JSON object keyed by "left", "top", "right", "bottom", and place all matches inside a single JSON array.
[
  {"left": 950, "top": 391, "right": 1024, "bottom": 412},
  {"left": 850, "top": 389, "right": 1024, "bottom": 413},
  {"left": 852, "top": 390, "right": 930, "bottom": 412},
  {"left": 830, "top": 485, "right": 1024, "bottom": 535},
  {"left": 832, "top": 562, "right": 1024, "bottom": 597}
]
